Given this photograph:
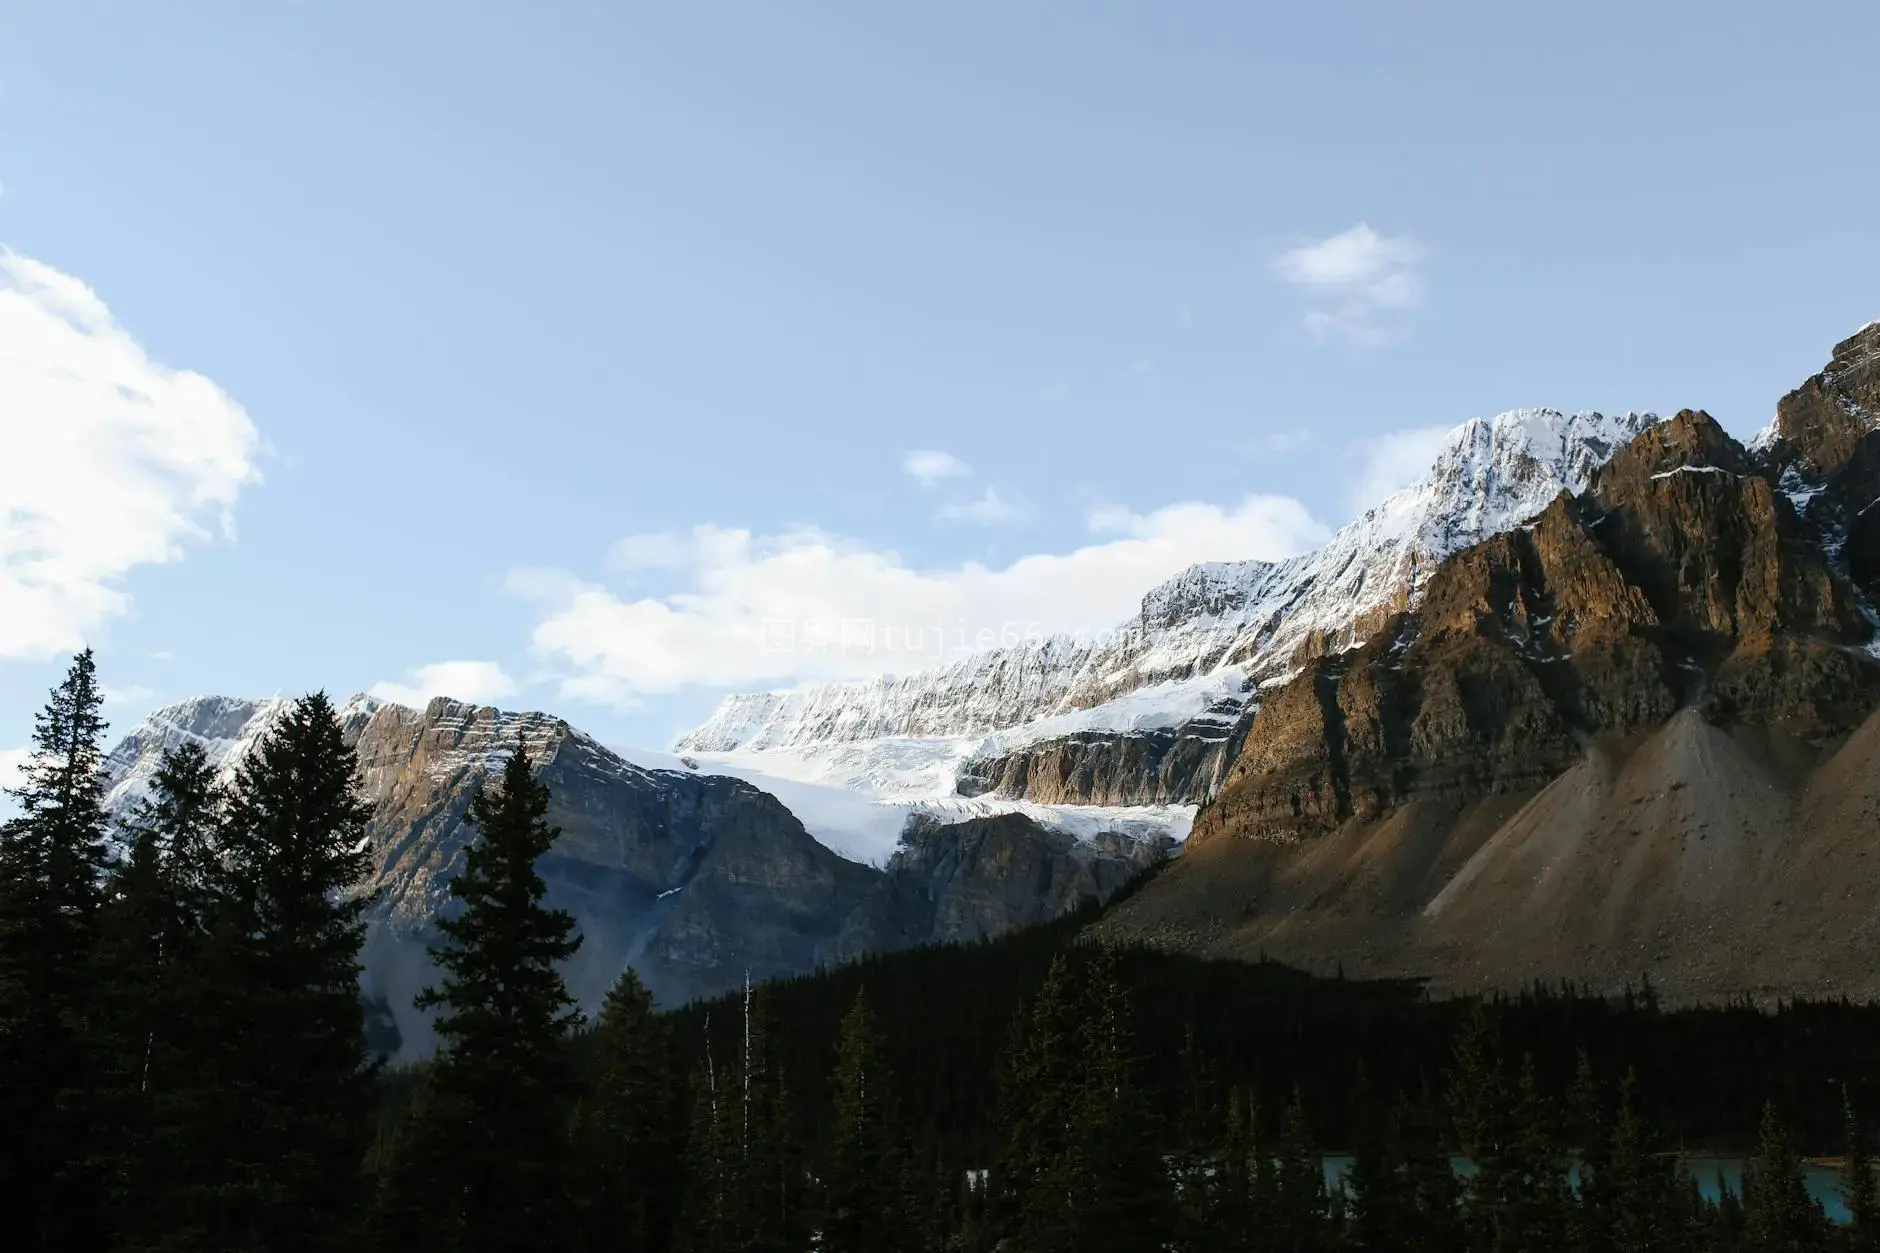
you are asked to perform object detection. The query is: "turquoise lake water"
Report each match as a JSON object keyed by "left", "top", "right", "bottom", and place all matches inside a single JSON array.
[{"left": 1320, "top": 1157, "right": 1855, "bottom": 1225}]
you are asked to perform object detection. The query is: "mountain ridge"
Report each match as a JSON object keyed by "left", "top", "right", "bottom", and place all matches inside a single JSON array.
[
  {"left": 679, "top": 407, "right": 1662, "bottom": 807},
  {"left": 1093, "top": 324, "right": 1880, "bottom": 1004}
]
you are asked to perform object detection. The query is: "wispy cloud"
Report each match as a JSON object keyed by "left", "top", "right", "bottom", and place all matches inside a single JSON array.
[
  {"left": 606, "top": 531, "right": 694, "bottom": 572},
  {"left": 938, "top": 487, "right": 1024, "bottom": 525},
  {"left": 0, "top": 745, "right": 28, "bottom": 793},
  {"left": 370, "top": 660, "right": 521, "bottom": 709},
  {"left": 101, "top": 684, "right": 158, "bottom": 708},
  {"left": 0, "top": 249, "right": 263, "bottom": 658},
  {"left": 1254, "top": 428, "right": 1315, "bottom": 454},
  {"left": 902, "top": 449, "right": 972, "bottom": 486},
  {"left": 1345, "top": 424, "right": 1454, "bottom": 514},
  {"left": 1273, "top": 223, "right": 1426, "bottom": 347}
]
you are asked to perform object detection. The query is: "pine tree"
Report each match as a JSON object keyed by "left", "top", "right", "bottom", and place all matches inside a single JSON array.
[
  {"left": 1606, "top": 1070, "right": 1683, "bottom": 1253},
  {"left": 0, "top": 649, "right": 112, "bottom": 1248},
  {"left": 1742, "top": 1102, "right": 1826, "bottom": 1253},
  {"left": 677, "top": 1028, "right": 733, "bottom": 1253},
  {"left": 1843, "top": 1086, "right": 1880, "bottom": 1253},
  {"left": 1400, "top": 1086, "right": 1464, "bottom": 1253},
  {"left": 1202, "top": 1086, "right": 1267, "bottom": 1253},
  {"left": 88, "top": 742, "right": 226, "bottom": 1250},
  {"left": 1508, "top": 1056, "right": 1574, "bottom": 1253},
  {"left": 820, "top": 989, "right": 900, "bottom": 1253},
  {"left": 1345, "top": 1073, "right": 1411, "bottom": 1253},
  {"left": 1273, "top": 1089, "right": 1330, "bottom": 1253},
  {"left": 1568, "top": 1051, "right": 1614, "bottom": 1253},
  {"left": 1171, "top": 1025, "right": 1223, "bottom": 1251},
  {"left": 1450, "top": 1002, "right": 1519, "bottom": 1253},
  {"left": 991, "top": 955, "right": 1083, "bottom": 1252},
  {"left": 1073, "top": 950, "right": 1177, "bottom": 1253},
  {"left": 402, "top": 745, "right": 585, "bottom": 1252},
  {"left": 209, "top": 690, "right": 379, "bottom": 1251},
  {"left": 573, "top": 967, "right": 679, "bottom": 1253}
]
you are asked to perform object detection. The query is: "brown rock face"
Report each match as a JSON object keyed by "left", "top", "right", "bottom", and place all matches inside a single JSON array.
[
  {"left": 1190, "top": 409, "right": 1874, "bottom": 856},
  {"left": 1102, "top": 332, "right": 1880, "bottom": 1005},
  {"left": 1766, "top": 322, "right": 1880, "bottom": 480},
  {"left": 956, "top": 701, "right": 1251, "bottom": 806}
]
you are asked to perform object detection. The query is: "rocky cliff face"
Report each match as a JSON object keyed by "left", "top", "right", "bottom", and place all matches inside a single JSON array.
[
  {"left": 103, "top": 695, "right": 1160, "bottom": 1059},
  {"left": 1095, "top": 326, "right": 1880, "bottom": 1004}
]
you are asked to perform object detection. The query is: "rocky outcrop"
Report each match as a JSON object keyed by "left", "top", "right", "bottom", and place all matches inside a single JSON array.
[
  {"left": 1760, "top": 321, "right": 1880, "bottom": 481},
  {"left": 956, "top": 700, "right": 1252, "bottom": 805},
  {"left": 1190, "top": 405, "right": 1878, "bottom": 851},
  {"left": 1096, "top": 327, "right": 1880, "bottom": 1004},
  {"left": 104, "top": 695, "right": 1164, "bottom": 1059}
]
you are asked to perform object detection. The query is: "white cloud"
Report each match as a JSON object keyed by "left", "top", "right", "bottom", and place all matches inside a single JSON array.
[
  {"left": 938, "top": 487, "right": 1024, "bottom": 525},
  {"left": 512, "top": 497, "right": 1330, "bottom": 706},
  {"left": 1346, "top": 425, "right": 1454, "bottom": 514},
  {"left": 370, "top": 660, "right": 520, "bottom": 709},
  {"left": 1273, "top": 223, "right": 1425, "bottom": 346},
  {"left": 902, "top": 449, "right": 971, "bottom": 486},
  {"left": 0, "top": 249, "right": 262, "bottom": 658}
]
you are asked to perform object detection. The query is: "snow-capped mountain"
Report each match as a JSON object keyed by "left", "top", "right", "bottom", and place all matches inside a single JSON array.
[
  {"left": 101, "top": 694, "right": 385, "bottom": 832},
  {"left": 100, "top": 694, "right": 1171, "bottom": 1060},
  {"left": 677, "top": 408, "right": 1661, "bottom": 801}
]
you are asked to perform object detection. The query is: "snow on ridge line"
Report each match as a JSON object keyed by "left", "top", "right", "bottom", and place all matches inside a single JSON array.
[
  {"left": 678, "top": 406, "right": 1662, "bottom": 756},
  {"left": 102, "top": 692, "right": 1191, "bottom": 870}
]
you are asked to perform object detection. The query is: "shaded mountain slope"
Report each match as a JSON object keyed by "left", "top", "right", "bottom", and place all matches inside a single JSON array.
[{"left": 104, "top": 695, "right": 1166, "bottom": 1059}]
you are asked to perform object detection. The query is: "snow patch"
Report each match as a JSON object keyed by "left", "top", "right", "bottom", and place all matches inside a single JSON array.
[{"left": 1650, "top": 464, "right": 1732, "bottom": 480}]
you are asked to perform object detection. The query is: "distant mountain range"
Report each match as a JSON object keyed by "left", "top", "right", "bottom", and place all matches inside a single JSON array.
[{"left": 103, "top": 321, "right": 1880, "bottom": 1055}]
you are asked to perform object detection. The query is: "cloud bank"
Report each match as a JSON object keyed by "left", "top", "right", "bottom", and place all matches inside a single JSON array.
[
  {"left": 513, "top": 497, "right": 1330, "bottom": 706},
  {"left": 0, "top": 250, "right": 262, "bottom": 657},
  {"left": 370, "top": 660, "right": 521, "bottom": 709}
]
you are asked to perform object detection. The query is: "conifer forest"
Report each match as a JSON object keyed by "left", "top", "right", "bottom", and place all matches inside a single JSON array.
[{"left": 8, "top": 650, "right": 1880, "bottom": 1253}]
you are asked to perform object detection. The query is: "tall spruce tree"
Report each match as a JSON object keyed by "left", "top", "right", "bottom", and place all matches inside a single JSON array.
[
  {"left": 89, "top": 742, "right": 226, "bottom": 1250},
  {"left": 1273, "top": 1089, "right": 1331, "bottom": 1253},
  {"left": 0, "top": 649, "right": 111, "bottom": 1248},
  {"left": 1844, "top": 1086, "right": 1880, "bottom": 1253},
  {"left": 820, "top": 989, "right": 901, "bottom": 1253},
  {"left": 573, "top": 967, "right": 679, "bottom": 1253},
  {"left": 1400, "top": 1086, "right": 1465, "bottom": 1253},
  {"left": 406, "top": 745, "right": 585, "bottom": 1253},
  {"left": 1567, "top": 1051, "right": 1615, "bottom": 1253},
  {"left": 1074, "top": 951, "right": 1176, "bottom": 1252},
  {"left": 1345, "top": 1073, "right": 1412, "bottom": 1253},
  {"left": 677, "top": 1025, "right": 733, "bottom": 1253},
  {"left": 1606, "top": 1070, "right": 1685, "bottom": 1253},
  {"left": 991, "top": 954, "right": 1083, "bottom": 1252},
  {"left": 1742, "top": 1102, "right": 1827, "bottom": 1253},
  {"left": 210, "top": 690, "right": 378, "bottom": 1252}
]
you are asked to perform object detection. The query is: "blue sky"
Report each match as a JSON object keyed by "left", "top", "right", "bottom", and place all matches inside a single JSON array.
[{"left": 2, "top": 0, "right": 1878, "bottom": 765}]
